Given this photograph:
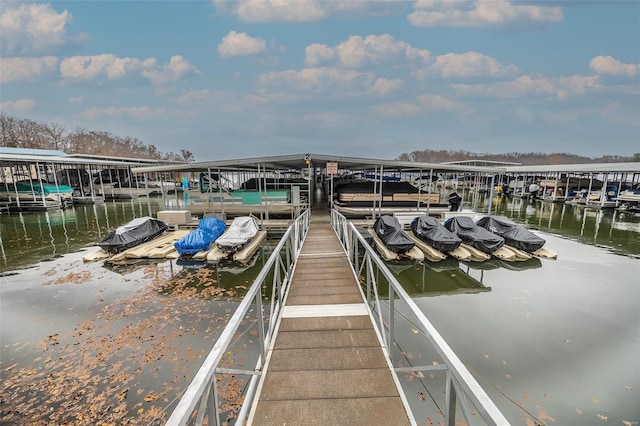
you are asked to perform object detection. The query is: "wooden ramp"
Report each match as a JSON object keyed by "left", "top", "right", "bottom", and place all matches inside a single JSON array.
[{"left": 249, "top": 223, "right": 412, "bottom": 425}]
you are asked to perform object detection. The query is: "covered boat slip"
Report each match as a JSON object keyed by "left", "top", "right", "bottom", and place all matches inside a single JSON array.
[{"left": 0, "top": 148, "right": 171, "bottom": 211}]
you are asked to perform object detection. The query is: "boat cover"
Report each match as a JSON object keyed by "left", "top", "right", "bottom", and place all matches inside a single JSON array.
[
  {"left": 410, "top": 216, "right": 462, "bottom": 252},
  {"left": 216, "top": 216, "right": 259, "bottom": 253},
  {"left": 475, "top": 216, "right": 545, "bottom": 252},
  {"left": 444, "top": 216, "right": 504, "bottom": 254},
  {"left": 99, "top": 216, "right": 168, "bottom": 253},
  {"left": 174, "top": 218, "right": 226, "bottom": 256},
  {"left": 373, "top": 215, "right": 415, "bottom": 254}
]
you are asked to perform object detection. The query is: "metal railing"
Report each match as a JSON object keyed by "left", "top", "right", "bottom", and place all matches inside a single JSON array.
[
  {"left": 165, "top": 209, "right": 310, "bottom": 426},
  {"left": 331, "top": 210, "right": 509, "bottom": 426}
]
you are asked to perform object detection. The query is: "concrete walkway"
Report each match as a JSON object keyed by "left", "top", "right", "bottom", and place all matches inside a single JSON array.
[{"left": 249, "top": 222, "right": 411, "bottom": 425}]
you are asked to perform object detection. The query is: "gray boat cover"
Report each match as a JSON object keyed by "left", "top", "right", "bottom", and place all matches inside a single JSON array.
[
  {"left": 444, "top": 216, "right": 504, "bottom": 254},
  {"left": 373, "top": 215, "right": 415, "bottom": 254},
  {"left": 410, "top": 216, "right": 462, "bottom": 252},
  {"left": 99, "top": 216, "right": 168, "bottom": 253},
  {"left": 216, "top": 216, "right": 258, "bottom": 253},
  {"left": 475, "top": 216, "right": 545, "bottom": 252}
]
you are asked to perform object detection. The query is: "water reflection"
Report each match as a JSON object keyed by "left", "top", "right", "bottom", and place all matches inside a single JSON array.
[
  {"left": 386, "top": 259, "right": 492, "bottom": 297},
  {"left": 0, "top": 199, "right": 164, "bottom": 272},
  {"left": 469, "top": 194, "right": 640, "bottom": 257}
]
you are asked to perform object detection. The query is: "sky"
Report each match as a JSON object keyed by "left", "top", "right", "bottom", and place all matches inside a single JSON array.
[{"left": 1, "top": 0, "right": 639, "bottom": 162}]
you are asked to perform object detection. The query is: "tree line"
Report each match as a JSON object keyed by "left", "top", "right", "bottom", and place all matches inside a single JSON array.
[
  {"left": 2, "top": 113, "right": 637, "bottom": 165},
  {"left": 397, "top": 149, "right": 638, "bottom": 165},
  {"left": 0, "top": 113, "right": 194, "bottom": 162}
]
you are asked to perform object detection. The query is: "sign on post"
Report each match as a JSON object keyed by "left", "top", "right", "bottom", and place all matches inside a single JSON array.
[{"left": 326, "top": 162, "right": 338, "bottom": 175}]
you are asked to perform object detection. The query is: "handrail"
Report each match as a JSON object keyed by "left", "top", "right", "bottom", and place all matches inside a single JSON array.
[
  {"left": 330, "top": 209, "right": 509, "bottom": 426},
  {"left": 165, "top": 209, "right": 310, "bottom": 426}
]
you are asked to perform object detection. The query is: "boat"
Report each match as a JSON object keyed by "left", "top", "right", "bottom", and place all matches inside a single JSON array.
[
  {"left": 207, "top": 216, "right": 267, "bottom": 263},
  {"left": 408, "top": 215, "right": 471, "bottom": 262},
  {"left": 409, "top": 216, "right": 462, "bottom": 253},
  {"left": 216, "top": 216, "right": 259, "bottom": 253},
  {"left": 476, "top": 216, "right": 545, "bottom": 252},
  {"left": 475, "top": 216, "right": 557, "bottom": 259},
  {"left": 444, "top": 216, "right": 510, "bottom": 260},
  {"left": 98, "top": 216, "right": 168, "bottom": 253},
  {"left": 334, "top": 181, "right": 440, "bottom": 208},
  {"left": 0, "top": 180, "right": 73, "bottom": 204},
  {"left": 368, "top": 215, "right": 424, "bottom": 261},
  {"left": 174, "top": 217, "right": 226, "bottom": 256}
]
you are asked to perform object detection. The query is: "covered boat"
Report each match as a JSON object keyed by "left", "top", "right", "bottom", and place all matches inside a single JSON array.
[
  {"left": 174, "top": 217, "right": 226, "bottom": 256},
  {"left": 410, "top": 216, "right": 462, "bottom": 253},
  {"left": 475, "top": 216, "right": 545, "bottom": 252},
  {"left": 444, "top": 216, "right": 504, "bottom": 254},
  {"left": 98, "top": 216, "right": 168, "bottom": 253},
  {"left": 216, "top": 216, "right": 259, "bottom": 253},
  {"left": 373, "top": 215, "right": 415, "bottom": 254}
]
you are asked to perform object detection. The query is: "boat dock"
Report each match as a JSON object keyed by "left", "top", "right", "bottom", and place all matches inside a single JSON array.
[{"left": 248, "top": 218, "right": 411, "bottom": 424}]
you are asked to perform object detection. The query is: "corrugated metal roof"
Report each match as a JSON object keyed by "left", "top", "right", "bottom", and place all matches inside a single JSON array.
[
  {"left": 505, "top": 162, "right": 640, "bottom": 174},
  {"left": 130, "top": 153, "right": 507, "bottom": 174},
  {"left": 0, "top": 147, "right": 68, "bottom": 157}
]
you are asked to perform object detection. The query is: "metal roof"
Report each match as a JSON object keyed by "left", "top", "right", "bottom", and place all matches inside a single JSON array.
[
  {"left": 130, "top": 153, "right": 507, "bottom": 174},
  {"left": 0, "top": 152, "right": 165, "bottom": 167},
  {"left": 0, "top": 147, "right": 68, "bottom": 157},
  {"left": 505, "top": 162, "right": 640, "bottom": 174}
]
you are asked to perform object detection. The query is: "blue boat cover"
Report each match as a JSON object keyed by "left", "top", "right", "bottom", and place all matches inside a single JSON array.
[{"left": 174, "top": 218, "right": 226, "bottom": 256}]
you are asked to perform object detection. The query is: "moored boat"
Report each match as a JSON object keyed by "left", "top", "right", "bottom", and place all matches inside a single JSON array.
[
  {"left": 369, "top": 215, "right": 424, "bottom": 261},
  {"left": 98, "top": 217, "right": 168, "bottom": 253},
  {"left": 216, "top": 216, "right": 259, "bottom": 253},
  {"left": 444, "top": 216, "right": 511, "bottom": 260},
  {"left": 475, "top": 216, "right": 557, "bottom": 259},
  {"left": 174, "top": 217, "right": 226, "bottom": 256},
  {"left": 408, "top": 216, "right": 469, "bottom": 261}
]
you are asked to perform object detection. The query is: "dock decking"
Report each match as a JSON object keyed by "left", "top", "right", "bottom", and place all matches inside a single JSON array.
[{"left": 249, "top": 221, "right": 412, "bottom": 425}]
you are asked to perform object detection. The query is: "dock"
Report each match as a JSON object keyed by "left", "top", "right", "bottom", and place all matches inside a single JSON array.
[{"left": 248, "top": 218, "right": 412, "bottom": 425}]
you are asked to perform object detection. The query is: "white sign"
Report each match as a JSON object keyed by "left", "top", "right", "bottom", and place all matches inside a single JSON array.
[{"left": 326, "top": 162, "right": 338, "bottom": 175}]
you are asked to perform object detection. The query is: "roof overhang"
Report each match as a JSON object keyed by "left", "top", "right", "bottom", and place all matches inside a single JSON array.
[
  {"left": 505, "top": 162, "right": 640, "bottom": 174},
  {"left": 130, "top": 153, "right": 507, "bottom": 174}
]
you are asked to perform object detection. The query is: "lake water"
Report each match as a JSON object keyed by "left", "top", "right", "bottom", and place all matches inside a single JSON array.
[{"left": 0, "top": 195, "right": 638, "bottom": 424}]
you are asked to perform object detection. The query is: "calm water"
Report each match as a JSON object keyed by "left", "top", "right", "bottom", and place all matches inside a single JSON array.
[{"left": 1, "top": 196, "right": 639, "bottom": 424}]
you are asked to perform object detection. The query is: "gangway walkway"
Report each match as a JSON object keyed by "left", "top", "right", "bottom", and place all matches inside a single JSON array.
[{"left": 248, "top": 221, "right": 413, "bottom": 425}]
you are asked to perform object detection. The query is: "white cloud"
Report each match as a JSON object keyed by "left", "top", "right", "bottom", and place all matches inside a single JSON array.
[
  {"left": 0, "top": 98, "right": 36, "bottom": 112},
  {"left": 141, "top": 55, "right": 200, "bottom": 85},
  {"left": 413, "top": 51, "right": 518, "bottom": 79},
  {"left": 453, "top": 75, "right": 601, "bottom": 99},
  {"left": 305, "top": 43, "right": 336, "bottom": 66},
  {"left": 368, "top": 78, "right": 405, "bottom": 97},
  {"left": 305, "top": 34, "right": 431, "bottom": 68},
  {"left": 0, "top": 3, "right": 71, "bottom": 54},
  {"left": 59, "top": 54, "right": 198, "bottom": 86},
  {"left": 79, "top": 106, "right": 169, "bottom": 120},
  {"left": 69, "top": 96, "right": 84, "bottom": 104},
  {"left": 213, "top": 0, "right": 401, "bottom": 23},
  {"left": 589, "top": 56, "right": 640, "bottom": 78},
  {"left": 370, "top": 101, "right": 423, "bottom": 118},
  {"left": 417, "top": 94, "right": 464, "bottom": 111},
  {"left": 60, "top": 54, "right": 157, "bottom": 81},
  {"left": 218, "top": 31, "right": 267, "bottom": 57},
  {"left": 0, "top": 56, "right": 58, "bottom": 83},
  {"left": 408, "top": 0, "right": 563, "bottom": 29},
  {"left": 258, "top": 67, "right": 374, "bottom": 93}
]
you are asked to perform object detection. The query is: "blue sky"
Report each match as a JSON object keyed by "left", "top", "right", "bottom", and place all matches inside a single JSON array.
[{"left": 1, "top": 1, "right": 638, "bottom": 161}]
